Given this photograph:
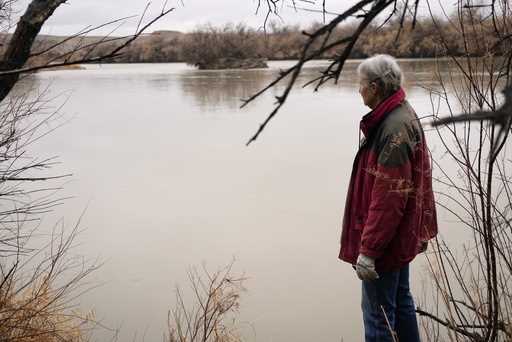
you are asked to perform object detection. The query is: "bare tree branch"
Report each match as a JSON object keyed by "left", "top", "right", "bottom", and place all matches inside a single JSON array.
[
  {"left": 0, "top": 1, "right": 174, "bottom": 102},
  {"left": 244, "top": 0, "right": 396, "bottom": 145}
]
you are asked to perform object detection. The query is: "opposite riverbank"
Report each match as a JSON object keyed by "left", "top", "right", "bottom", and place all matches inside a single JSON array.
[{"left": 6, "top": 14, "right": 506, "bottom": 71}]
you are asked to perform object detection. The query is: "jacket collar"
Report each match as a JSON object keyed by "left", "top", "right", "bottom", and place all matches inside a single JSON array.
[{"left": 360, "top": 88, "right": 406, "bottom": 137}]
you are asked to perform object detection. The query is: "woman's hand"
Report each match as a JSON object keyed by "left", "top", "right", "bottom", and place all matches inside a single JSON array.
[{"left": 355, "top": 254, "right": 379, "bottom": 281}]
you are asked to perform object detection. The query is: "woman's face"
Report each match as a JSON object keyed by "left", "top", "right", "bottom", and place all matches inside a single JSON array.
[{"left": 358, "top": 77, "right": 380, "bottom": 109}]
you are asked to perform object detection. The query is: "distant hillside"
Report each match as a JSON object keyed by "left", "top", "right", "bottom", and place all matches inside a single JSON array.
[
  {"left": 151, "top": 30, "right": 183, "bottom": 37},
  {"left": 0, "top": 30, "right": 186, "bottom": 67}
]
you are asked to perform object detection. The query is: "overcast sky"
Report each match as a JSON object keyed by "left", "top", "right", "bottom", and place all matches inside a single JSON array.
[{"left": 13, "top": 0, "right": 445, "bottom": 36}]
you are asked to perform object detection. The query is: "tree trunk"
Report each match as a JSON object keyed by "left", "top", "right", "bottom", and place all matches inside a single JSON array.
[{"left": 0, "top": 0, "right": 66, "bottom": 101}]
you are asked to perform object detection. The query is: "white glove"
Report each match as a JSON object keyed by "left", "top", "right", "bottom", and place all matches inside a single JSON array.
[{"left": 355, "top": 254, "right": 379, "bottom": 281}]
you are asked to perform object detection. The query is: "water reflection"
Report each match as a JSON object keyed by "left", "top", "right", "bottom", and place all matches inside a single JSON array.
[
  {"left": 16, "top": 59, "right": 458, "bottom": 113},
  {"left": 179, "top": 69, "right": 271, "bottom": 110},
  {"left": 177, "top": 59, "right": 456, "bottom": 111}
]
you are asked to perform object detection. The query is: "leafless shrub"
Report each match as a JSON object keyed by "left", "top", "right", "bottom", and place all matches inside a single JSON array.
[
  {"left": 0, "top": 1, "right": 173, "bottom": 341},
  {"left": 0, "top": 86, "right": 110, "bottom": 341},
  {"left": 166, "top": 262, "right": 246, "bottom": 342},
  {"left": 411, "top": 2, "right": 512, "bottom": 342},
  {"left": 0, "top": 221, "right": 103, "bottom": 342}
]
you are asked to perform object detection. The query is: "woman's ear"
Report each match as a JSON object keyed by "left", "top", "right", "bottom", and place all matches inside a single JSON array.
[{"left": 369, "top": 81, "right": 378, "bottom": 94}]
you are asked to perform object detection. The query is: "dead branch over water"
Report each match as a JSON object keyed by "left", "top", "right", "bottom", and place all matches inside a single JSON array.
[{"left": 244, "top": 0, "right": 512, "bottom": 145}]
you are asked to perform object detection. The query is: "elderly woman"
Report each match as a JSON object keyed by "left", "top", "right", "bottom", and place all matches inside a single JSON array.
[{"left": 339, "top": 54, "right": 438, "bottom": 342}]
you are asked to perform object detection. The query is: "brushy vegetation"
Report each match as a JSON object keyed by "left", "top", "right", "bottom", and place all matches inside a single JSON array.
[
  {"left": 0, "top": 1, "right": 171, "bottom": 341},
  {"left": 0, "top": 88, "right": 101, "bottom": 342},
  {"left": 166, "top": 262, "right": 245, "bottom": 342},
  {"left": 181, "top": 23, "right": 267, "bottom": 69},
  {"left": 15, "top": 10, "right": 509, "bottom": 69}
]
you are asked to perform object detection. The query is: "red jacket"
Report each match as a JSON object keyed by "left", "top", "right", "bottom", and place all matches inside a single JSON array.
[{"left": 339, "top": 88, "right": 438, "bottom": 272}]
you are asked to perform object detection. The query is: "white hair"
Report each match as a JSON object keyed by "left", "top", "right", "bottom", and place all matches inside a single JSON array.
[{"left": 357, "top": 54, "right": 403, "bottom": 97}]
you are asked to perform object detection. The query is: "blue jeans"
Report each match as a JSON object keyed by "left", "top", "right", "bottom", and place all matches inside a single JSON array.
[{"left": 361, "top": 264, "right": 420, "bottom": 342}]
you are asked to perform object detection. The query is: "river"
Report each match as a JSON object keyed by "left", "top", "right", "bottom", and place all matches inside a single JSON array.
[{"left": 16, "top": 59, "right": 465, "bottom": 341}]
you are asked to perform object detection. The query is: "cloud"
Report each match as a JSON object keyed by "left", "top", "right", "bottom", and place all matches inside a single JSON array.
[{"left": 12, "top": 0, "right": 446, "bottom": 36}]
